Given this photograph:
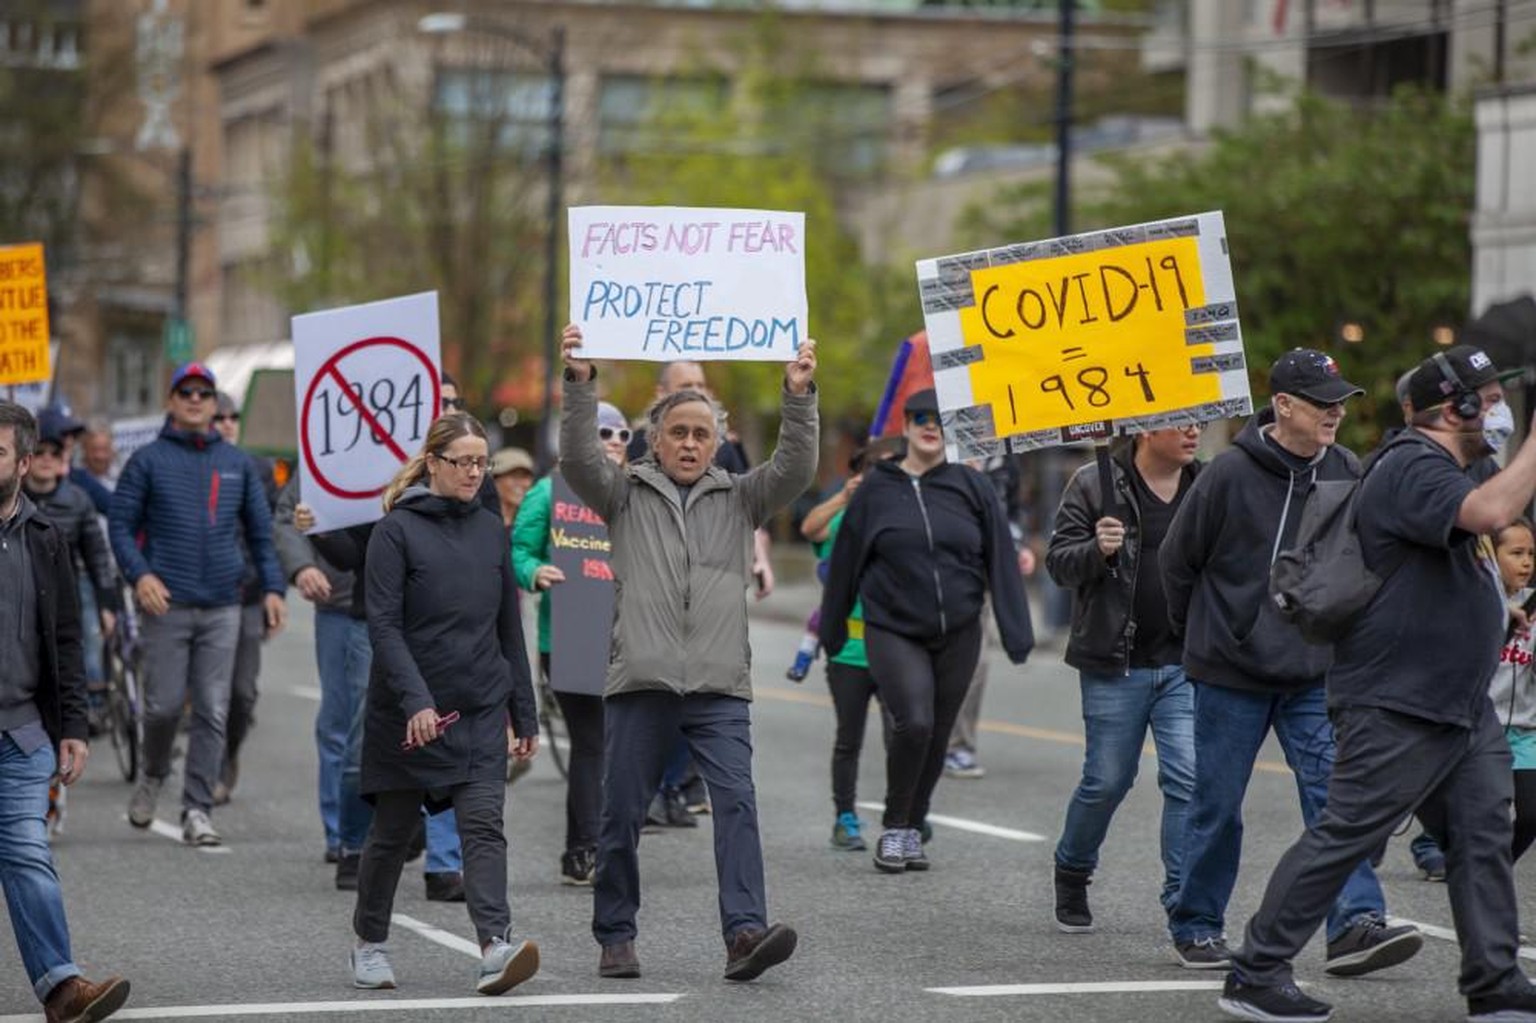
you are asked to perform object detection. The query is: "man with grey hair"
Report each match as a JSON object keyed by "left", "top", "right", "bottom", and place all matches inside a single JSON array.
[
  {"left": 561, "top": 325, "right": 816, "bottom": 983},
  {"left": 0, "top": 400, "right": 131, "bottom": 1022}
]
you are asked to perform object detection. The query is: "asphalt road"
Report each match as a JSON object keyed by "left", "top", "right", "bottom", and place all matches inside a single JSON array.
[{"left": 2, "top": 591, "right": 1531, "bottom": 1022}]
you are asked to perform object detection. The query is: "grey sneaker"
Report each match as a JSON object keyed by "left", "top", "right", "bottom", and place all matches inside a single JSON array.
[
  {"left": 352, "top": 942, "right": 396, "bottom": 989},
  {"left": 1323, "top": 916, "right": 1422, "bottom": 977},
  {"left": 477, "top": 938, "right": 540, "bottom": 995},
  {"left": 874, "top": 829, "right": 907, "bottom": 873},
  {"left": 127, "top": 776, "right": 162, "bottom": 828},
  {"left": 1174, "top": 935, "right": 1233, "bottom": 970},
  {"left": 181, "top": 808, "right": 222, "bottom": 847},
  {"left": 902, "top": 827, "right": 930, "bottom": 871}
]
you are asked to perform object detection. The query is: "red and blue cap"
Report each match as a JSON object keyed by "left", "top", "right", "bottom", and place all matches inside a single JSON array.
[{"left": 169, "top": 361, "right": 217, "bottom": 393}]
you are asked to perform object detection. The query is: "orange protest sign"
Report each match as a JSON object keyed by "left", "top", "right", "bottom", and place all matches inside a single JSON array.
[{"left": 0, "top": 242, "right": 50, "bottom": 386}]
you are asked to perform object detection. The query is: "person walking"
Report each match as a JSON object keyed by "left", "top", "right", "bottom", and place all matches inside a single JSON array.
[
  {"left": 1160, "top": 349, "right": 1419, "bottom": 975},
  {"left": 1222, "top": 346, "right": 1536, "bottom": 1022},
  {"left": 108, "top": 362, "right": 287, "bottom": 846},
  {"left": 349, "top": 411, "right": 540, "bottom": 995},
  {"left": 0, "top": 400, "right": 131, "bottom": 1023},
  {"left": 561, "top": 324, "right": 815, "bottom": 982},
  {"left": 512, "top": 400, "right": 630, "bottom": 885},
  {"left": 819, "top": 388, "right": 1034, "bottom": 873},
  {"left": 1045, "top": 426, "right": 1201, "bottom": 933}
]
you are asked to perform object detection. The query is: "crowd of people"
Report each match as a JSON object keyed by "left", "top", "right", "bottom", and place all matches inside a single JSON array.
[{"left": 4, "top": 333, "right": 1536, "bottom": 1023}]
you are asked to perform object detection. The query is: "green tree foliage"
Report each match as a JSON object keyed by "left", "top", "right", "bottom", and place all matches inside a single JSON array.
[{"left": 964, "top": 86, "right": 1475, "bottom": 448}]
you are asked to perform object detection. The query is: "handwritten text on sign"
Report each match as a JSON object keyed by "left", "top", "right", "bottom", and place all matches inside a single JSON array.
[
  {"left": 569, "top": 206, "right": 807, "bottom": 362},
  {"left": 0, "top": 242, "right": 50, "bottom": 386},
  {"left": 549, "top": 474, "right": 613, "bottom": 696},
  {"left": 291, "top": 292, "right": 442, "bottom": 532},
  {"left": 916, "top": 212, "right": 1250, "bottom": 460}
]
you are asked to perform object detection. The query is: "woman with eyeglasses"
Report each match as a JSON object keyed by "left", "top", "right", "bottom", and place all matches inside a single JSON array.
[
  {"left": 819, "top": 389, "right": 1035, "bottom": 874},
  {"left": 511, "top": 400, "right": 630, "bottom": 886},
  {"left": 348, "top": 411, "right": 541, "bottom": 996}
]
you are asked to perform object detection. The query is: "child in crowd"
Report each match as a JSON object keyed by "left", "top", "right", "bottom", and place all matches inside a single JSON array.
[{"left": 1491, "top": 517, "right": 1536, "bottom": 864}]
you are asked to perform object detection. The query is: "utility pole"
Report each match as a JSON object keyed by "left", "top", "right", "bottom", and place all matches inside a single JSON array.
[
  {"left": 539, "top": 27, "right": 566, "bottom": 475},
  {"left": 1052, "top": 0, "right": 1075, "bottom": 238}
]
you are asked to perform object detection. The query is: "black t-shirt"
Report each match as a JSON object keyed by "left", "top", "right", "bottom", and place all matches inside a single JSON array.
[
  {"left": 1129, "top": 465, "right": 1189, "bottom": 668},
  {"left": 1328, "top": 438, "right": 1503, "bottom": 728}
]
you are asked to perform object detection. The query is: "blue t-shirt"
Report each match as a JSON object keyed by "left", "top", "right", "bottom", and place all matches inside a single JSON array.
[{"left": 1327, "top": 437, "right": 1504, "bottom": 728}]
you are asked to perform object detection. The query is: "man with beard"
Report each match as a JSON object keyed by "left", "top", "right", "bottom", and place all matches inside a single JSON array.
[{"left": 1221, "top": 346, "right": 1536, "bottom": 1022}]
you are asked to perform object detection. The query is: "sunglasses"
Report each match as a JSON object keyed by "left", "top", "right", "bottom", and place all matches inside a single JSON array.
[
  {"left": 175, "top": 386, "right": 215, "bottom": 401},
  {"left": 599, "top": 426, "right": 632, "bottom": 443},
  {"left": 441, "top": 397, "right": 466, "bottom": 412},
  {"left": 908, "top": 410, "right": 941, "bottom": 428},
  {"left": 213, "top": 413, "right": 241, "bottom": 424},
  {"left": 1293, "top": 394, "right": 1346, "bottom": 412}
]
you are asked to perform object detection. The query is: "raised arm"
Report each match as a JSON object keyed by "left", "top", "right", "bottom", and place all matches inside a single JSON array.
[
  {"left": 558, "top": 324, "right": 627, "bottom": 521},
  {"left": 737, "top": 339, "right": 820, "bottom": 526}
]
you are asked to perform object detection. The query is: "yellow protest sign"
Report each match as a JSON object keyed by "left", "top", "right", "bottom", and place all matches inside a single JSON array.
[
  {"left": 0, "top": 242, "right": 50, "bottom": 387},
  {"left": 916, "top": 212, "right": 1250, "bottom": 459}
]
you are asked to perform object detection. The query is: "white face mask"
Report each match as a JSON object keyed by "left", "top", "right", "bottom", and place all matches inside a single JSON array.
[{"left": 1483, "top": 399, "right": 1516, "bottom": 455}]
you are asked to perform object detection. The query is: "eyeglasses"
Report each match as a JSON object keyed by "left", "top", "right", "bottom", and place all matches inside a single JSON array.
[
  {"left": 213, "top": 413, "right": 240, "bottom": 424},
  {"left": 434, "top": 453, "right": 488, "bottom": 473},
  {"left": 441, "top": 397, "right": 466, "bottom": 412},
  {"left": 35, "top": 444, "right": 63, "bottom": 458},
  {"left": 175, "top": 387, "right": 215, "bottom": 402},
  {"left": 599, "top": 426, "right": 632, "bottom": 443},
  {"left": 908, "top": 410, "right": 941, "bottom": 428}
]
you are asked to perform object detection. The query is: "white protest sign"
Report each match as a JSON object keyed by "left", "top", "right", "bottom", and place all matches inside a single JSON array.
[
  {"left": 569, "top": 205, "right": 807, "bottom": 361},
  {"left": 291, "top": 292, "right": 441, "bottom": 532},
  {"left": 111, "top": 414, "right": 165, "bottom": 470}
]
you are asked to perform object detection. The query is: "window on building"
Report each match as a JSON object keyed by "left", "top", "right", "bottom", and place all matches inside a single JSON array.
[
  {"left": 433, "top": 68, "right": 556, "bottom": 156},
  {"left": 796, "top": 82, "right": 892, "bottom": 178},
  {"left": 597, "top": 73, "right": 730, "bottom": 154},
  {"left": 107, "top": 330, "right": 162, "bottom": 416}
]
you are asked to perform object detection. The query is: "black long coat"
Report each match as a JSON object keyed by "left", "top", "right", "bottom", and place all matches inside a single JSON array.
[{"left": 361, "top": 487, "right": 536, "bottom": 805}]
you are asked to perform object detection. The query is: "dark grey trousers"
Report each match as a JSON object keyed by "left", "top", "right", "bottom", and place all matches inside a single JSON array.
[
  {"left": 353, "top": 778, "right": 509, "bottom": 946},
  {"left": 139, "top": 604, "right": 241, "bottom": 814},
  {"left": 1233, "top": 703, "right": 1525, "bottom": 998},
  {"left": 592, "top": 691, "right": 766, "bottom": 948}
]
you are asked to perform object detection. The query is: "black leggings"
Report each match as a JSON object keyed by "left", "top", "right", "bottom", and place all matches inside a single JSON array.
[
  {"left": 826, "top": 661, "right": 891, "bottom": 815},
  {"left": 863, "top": 620, "right": 982, "bottom": 830},
  {"left": 1515, "top": 769, "right": 1536, "bottom": 862},
  {"left": 542, "top": 654, "right": 606, "bottom": 854}
]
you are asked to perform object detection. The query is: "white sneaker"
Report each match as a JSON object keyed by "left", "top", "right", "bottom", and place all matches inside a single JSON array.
[
  {"left": 128, "top": 776, "right": 162, "bottom": 828},
  {"left": 476, "top": 937, "right": 539, "bottom": 995},
  {"left": 181, "top": 808, "right": 222, "bottom": 847},
  {"left": 352, "top": 942, "right": 396, "bottom": 989}
]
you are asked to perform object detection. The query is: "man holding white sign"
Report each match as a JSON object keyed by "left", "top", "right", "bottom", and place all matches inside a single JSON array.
[{"left": 560, "top": 322, "right": 817, "bottom": 983}]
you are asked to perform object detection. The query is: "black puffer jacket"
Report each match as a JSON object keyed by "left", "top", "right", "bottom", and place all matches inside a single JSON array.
[
  {"left": 361, "top": 487, "right": 536, "bottom": 803},
  {"left": 1046, "top": 443, "right": 1201, "bottom": 675},
  {"left": 819, "top": 459, "right": 1033, "bottom": 663},
  {"left": 18, "top": 499, "right": 89, "bottom": 751},
  {"left": 1160, "top": 413, "right": 1359, "bottom": 692},
  {"left": 26, "top": 479, "right": 122, "bottom": 612}
]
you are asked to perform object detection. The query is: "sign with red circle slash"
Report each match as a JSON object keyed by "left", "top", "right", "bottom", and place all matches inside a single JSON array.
[{"left": 291, "top": 292, "right": 442, "bottom": 532}]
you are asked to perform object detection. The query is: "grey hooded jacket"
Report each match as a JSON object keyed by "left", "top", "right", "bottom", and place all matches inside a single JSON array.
[{"left": 559, "top": 375, "right": 818, "bottom": 699}]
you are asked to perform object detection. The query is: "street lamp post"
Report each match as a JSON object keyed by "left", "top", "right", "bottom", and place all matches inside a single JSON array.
[{"left": 419, "top": 12, "right": 566, "bottom": 472}]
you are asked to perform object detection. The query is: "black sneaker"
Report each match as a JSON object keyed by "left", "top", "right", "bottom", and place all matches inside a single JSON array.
[
  {"left": 1053, "top": 864, "right": 1093, "bottom": 932},
  {"left": 1218, "top": 973, "right": 1332, "bottom": 1021},
  {"left": 561, "top": 848, "right": 595, "bottom": 887},
  {"left": 1468, "top": 984, "right": 1536, "bottom": 1021},
  {"left": 1174, "top": 935, "right": 1234, "bottom": 970},
  {"left": 335, "top": 852, "right": 361, "bottom": 891},
  {"left": 873, "top": 829, "right": 907, "bottom": 873},
  {"left": 1323, "top": 916, "right": 1422, "bottom": 977},
  {"left": 425, "top": 870, "right": 466, "bottom": 902}
]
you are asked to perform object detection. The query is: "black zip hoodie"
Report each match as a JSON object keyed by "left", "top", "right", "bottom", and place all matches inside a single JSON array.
[
  {"left": 818, "top": 459, "right": 1034, "bottom": 663},
  {"left": 1159, "top": 411, "right": 1359, "bottom": 692}
]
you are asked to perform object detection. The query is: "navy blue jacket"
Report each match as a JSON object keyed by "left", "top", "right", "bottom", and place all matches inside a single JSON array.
[{"left": 108, "top": 420, "right": 285, "bottom": 607}]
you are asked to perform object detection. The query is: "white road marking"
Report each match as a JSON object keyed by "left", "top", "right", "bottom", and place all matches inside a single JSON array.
[
  {"left": 1391, "top": 916, "right": 1536, "bottom": 961},
  {"left": 0, "top": 993, "right": 683, "bottom": 1020},
  {"left": 139, "top": 818, "right": 232, "bottom": 855},
  {"left": 856, "top": 802, "right": 1046, "bottom": 842},
  {"left": 391, "top": 913, "right": 483, "bottom": 958},
  {"left": 928, "top": 980, "right": 1226, "bottom": 996}
]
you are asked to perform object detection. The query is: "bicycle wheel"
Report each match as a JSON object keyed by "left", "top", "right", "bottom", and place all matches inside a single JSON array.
[
  {"left": 540, "top": 682, "right": 570, "bottom": 781},
  {"left": 105, "top": 643, "right": 140, "bottom": 782}
]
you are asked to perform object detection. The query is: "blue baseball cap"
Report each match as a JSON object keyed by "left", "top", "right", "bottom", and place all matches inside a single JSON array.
[{"left": 169, "top": 361, "right": 217, "bottom": 393}]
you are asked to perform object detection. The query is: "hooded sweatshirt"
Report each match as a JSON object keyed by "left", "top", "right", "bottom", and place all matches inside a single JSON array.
[{"left": 1160, "top": 411, "right": 1360, "bottom": 692}]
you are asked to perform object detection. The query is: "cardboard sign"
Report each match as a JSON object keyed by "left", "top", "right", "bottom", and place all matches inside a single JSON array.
[
  {"left": 548, "top": 473, "right": 613, "bottom": 696},
  {"left": 568, "top": 205, "right": 807, "bottom": 362},
  {"left": 291, "top": 292, "right": 441, "bottom": 532},
  {"left": 915, "top": 211, "right": 1251, "bottom": 459},
  {"left": 0, "top": 242, "right": 50, "bottom": 386}
]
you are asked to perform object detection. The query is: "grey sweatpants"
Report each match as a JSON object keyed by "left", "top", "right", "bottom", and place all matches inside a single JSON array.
[
  {"left": 1233, "top": 702, "right": 1526, "bottom": 999},
  {"left": 138, "top": 604, "right": 241, "bottom": 814}
]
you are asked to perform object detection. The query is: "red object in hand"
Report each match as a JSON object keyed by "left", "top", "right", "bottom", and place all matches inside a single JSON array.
[{"left": 400, "top": 710, "right": 460, "bottom": 751}]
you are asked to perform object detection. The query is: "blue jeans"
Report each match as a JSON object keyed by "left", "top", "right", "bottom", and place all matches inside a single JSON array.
[
  {"left": 0, "top": 736, "right": 79, "bottom": 1003},
  {"left": 1169, "top": 682, "right": 1385, "bottom": 945},
  {"left": 315, "top": 610, "right": 370, "bottom": 853},
  {"left": 1055, "top": 665, "right": 1195, "bottom": 914}
]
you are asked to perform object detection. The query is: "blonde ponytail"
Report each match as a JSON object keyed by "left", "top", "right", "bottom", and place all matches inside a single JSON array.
[{"left": 381, "top": 451, "right": 431, "bottom": 512}]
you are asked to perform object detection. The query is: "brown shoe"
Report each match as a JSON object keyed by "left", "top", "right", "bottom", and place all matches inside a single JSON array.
[
  {"left": 723, "top": 923, "right": 797, "bottom": 982},
  {"left": 599, "top": 940, "right": 641, "bottom": 979},
  {"left": 45, "top": 975, "right": 130, "bottom": 1023}
]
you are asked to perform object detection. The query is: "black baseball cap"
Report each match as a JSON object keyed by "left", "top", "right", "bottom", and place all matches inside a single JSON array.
[
  {"left": 1268, "top": 349, "right": 1364, "bottom": 404},
  {"left": 1406, "top": 344, "right": 1502, "bottom": 413},
  {"left": 903, "top": 388, "right": 940, "bottom": 417}
]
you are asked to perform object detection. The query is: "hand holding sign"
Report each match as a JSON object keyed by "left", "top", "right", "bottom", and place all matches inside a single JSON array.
[
  {"left": 785, "top": 339, "right": 817, "bottom": 395},
  {"left": 562, "top": 323, "right": 593, "bottom": 382}
]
